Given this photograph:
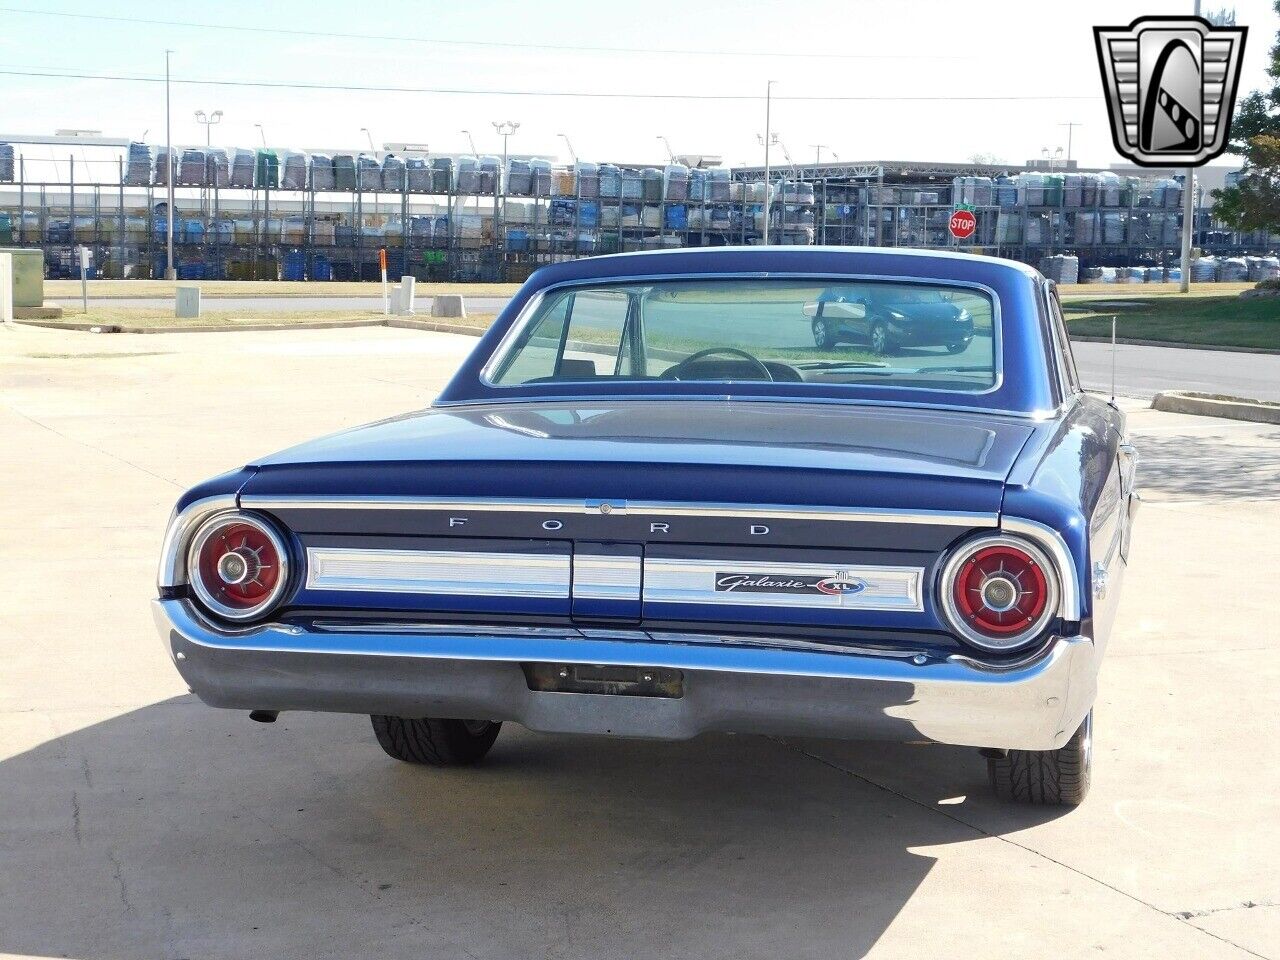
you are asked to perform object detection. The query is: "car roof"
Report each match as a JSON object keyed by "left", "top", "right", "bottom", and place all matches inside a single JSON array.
[{"left": 525, "top": 245, "right": 1044, "bottom": 286}]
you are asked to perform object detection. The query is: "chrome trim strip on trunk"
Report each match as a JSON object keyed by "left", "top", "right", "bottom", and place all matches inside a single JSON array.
[
  {"left": 241, "top": 494, "right": 998, "bottom": 528},
  {"left": 642, "top": 558, "right": 924, "bottom": 612},
  {"left": 572, "top": 553, "right": 643, "bottom": 601},
  {"left": 304, "top": 547, "right": 570, "bottom": 598}
]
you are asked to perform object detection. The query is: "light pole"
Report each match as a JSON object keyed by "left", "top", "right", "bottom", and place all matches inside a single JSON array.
[
  {"left": 164, "top": 49, "right": 175, "bottom": 280},
  {"left": 657, "top": 135, "right": 675, "bottom": 164},
  {"left": 1179, "top": 0, "right": 1202, "bottom": 292},
  {"left": 461, "top": 129, "right": 477, "bottom": 155},
  {"left": 558, "top": 133, "right": 576, "bottom": 164},
  {"left": 491, "top": 121, "right": 519, "bottom": 249},
  {"left": 361, "top": 127, "right": 375, "bottom": 152},
  {"left": 1058, "top": 122, "right": 1081, "bottom": 164},
  {"left": 1041, "top": 146, "right": 1064, "bottom": 171},
  {"left": 254, "top": 123, "right": 266, "bottom": 147},
  {"left": 194, "top": 109, "right": 222, "bottom": 146},
  {"left": 762, "top": 80, "right": 776, "bottom": 245}
]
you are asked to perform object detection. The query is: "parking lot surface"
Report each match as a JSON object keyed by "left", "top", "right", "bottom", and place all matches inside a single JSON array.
[{"left": 1, "top": 322, "right": 1277, "bottom": 960}]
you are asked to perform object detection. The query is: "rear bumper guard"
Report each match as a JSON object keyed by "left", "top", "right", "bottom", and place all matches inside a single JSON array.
[{"left": 154, "top": 599, "right": 1096, "bottom": 750}]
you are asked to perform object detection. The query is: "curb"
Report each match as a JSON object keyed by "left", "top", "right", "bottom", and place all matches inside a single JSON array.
[
  {"left": 1151, "top": 391, "right": 1280, "bottom": 425},
  {"left": 13, "top": 316, "right": 494, "bottom": 337},
  {"left": 13, "top": 318, "right": 388, "bottom": 335},
  {"left": 1071, "top": 335, "right": 1280, "bottom": 356},
  {"left": 386, "top": 317, "right": 486, "bottom": 337}
]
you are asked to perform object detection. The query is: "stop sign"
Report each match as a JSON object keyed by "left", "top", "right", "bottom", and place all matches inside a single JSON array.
[{"left": 949, "top": 209, "right": 977, "bottom": 240}]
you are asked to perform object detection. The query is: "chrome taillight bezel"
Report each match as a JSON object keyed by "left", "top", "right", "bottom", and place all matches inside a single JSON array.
[
  {"left": 185, "top": 511, "right": 291, "bottom": 622},
  {"left": 939, "top": 533, "right": 1060, "bottom": 653}
]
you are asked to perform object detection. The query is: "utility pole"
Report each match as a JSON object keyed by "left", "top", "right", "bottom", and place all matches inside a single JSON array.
[
  {"left": 164, "top": 49, "right": 175, "bottom": 280},
  {"left": 1180, "top": 0, "right": 1201, "bottom": 293},
  {"left": 811, "top": 144, "right": 829, "bottom": 166},
  {"left": 762, "top": 80, "right": 775, "bottom": 245}
]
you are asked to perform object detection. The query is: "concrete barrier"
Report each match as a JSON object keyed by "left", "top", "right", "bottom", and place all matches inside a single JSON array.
[{"left": 431, "top": 294, "right": 466, "bottom": 318}]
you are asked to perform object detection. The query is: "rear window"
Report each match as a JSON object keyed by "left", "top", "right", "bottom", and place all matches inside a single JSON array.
[{"left": 486, "top": 278, "right": 997, "bottom": 392}]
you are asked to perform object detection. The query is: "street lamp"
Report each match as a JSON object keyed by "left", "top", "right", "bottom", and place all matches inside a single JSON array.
[
  {"left": 254, "top": 123, "right": 266, "bottom": 147},
  {"left": 657, "top": 135, "right": 675, "bottom": 164},
  {"left": 558, "top": 133, "right": 576, "bottom": 164},
  {"left": 491, "top": 122, "right": 519, "bottom": 246},
  {"left": 461, "top": 129, "right": 477, "bottom": 155},
  {"left": 193, "top": 109, "right": 223, "bottom": 146},
  {"left": 360, "top": 127, "right": 375, "bottom": 152}
]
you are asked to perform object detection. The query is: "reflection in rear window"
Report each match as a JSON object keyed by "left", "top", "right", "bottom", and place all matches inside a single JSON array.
[{"left": 488, "top": 279, "right": 997, "bottom": 392}]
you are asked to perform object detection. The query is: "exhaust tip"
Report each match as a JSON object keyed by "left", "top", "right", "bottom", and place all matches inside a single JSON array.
[{"left": 249, "top": 710, "right": 279, "bottom": 724}]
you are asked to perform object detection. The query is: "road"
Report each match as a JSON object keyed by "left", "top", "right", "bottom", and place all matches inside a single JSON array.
[
  {"left": 2, "top": 322, "right": 1277, "bottom": 959},
  {"left": 51, "top": 293, "right": 1280, "bottom": 401}
]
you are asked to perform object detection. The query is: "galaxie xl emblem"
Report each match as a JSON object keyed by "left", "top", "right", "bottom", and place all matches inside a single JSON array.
[
  {"left": 716, "top": 571, "right": 867, "bottom": 597},
  {"left": 1094, "top": 16, "right": 1246, "bottom": 167}
]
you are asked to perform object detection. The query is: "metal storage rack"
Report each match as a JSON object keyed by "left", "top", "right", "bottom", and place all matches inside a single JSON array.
[{"left": 0, "top": 149, "right": 1252, "bottom": 281}]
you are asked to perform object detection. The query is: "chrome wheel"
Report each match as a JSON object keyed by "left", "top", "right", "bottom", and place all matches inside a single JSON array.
[{"left": 870, "top": 322, "right": 890, "bottom": 355}]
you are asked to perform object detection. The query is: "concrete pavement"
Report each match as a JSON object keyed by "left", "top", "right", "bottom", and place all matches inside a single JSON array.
[{"left": 1, "top": 322, "right": 1277, "bottom": 959}]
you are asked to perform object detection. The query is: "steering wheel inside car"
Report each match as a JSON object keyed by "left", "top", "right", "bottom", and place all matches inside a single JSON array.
[{"left": 662, "top": 347, "right": 775, "bottom": 382}]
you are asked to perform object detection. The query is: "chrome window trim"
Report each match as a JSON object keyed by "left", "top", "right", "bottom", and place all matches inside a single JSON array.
[
  {"left": 157, "top": 494, "right": 239, "bottom": 589},
  {"left": 937, "top": 533, "right": 1061, "bottom": 653},
  {"left": 241, "top": 494, "right": 999, "bottom": 529},
  {"left": 433, "top": 392, "right": 1052, "bottom": 421},
  {"left": 186, "top": 512, "right": 292, "bottom": 623},
  {"left": 997, "top": 516, "right": 1081, "bottom": 621},
  {"left": 304, "top": 547, "right": 571, "bottom": 599},
  {"left": 478, "top": 272, "right": 1006, "bottom": 398}
]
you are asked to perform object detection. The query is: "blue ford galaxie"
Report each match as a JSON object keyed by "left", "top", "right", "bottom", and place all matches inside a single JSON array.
[{"left": 155, "top": 247, "right": 1138, "bottom": 805}]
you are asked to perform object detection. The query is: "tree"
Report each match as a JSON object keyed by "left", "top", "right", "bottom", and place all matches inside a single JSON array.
[{"left": 1213, "top": 0, "right": 1280, "bottom": 231}]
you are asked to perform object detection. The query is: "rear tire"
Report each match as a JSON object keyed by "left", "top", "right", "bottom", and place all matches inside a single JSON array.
[
  {"left": 987, "top": 711, "right": 1092, "bottom": 805},
  {"left": 945, "top": 339, "right": 970, "bottom": 355},
  {"left": 812, "top": 316, "right": 836, "bottom": 349},
  {"left": 371, "top": 715, "right": 501, "bottom": 766},
  {"left": 869, "top": 321, "right": 892, "bottom": 356}
]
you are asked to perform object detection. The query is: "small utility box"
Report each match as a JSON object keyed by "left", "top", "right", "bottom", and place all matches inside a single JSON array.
[
  {"left": 0, "top": 247, "right": 45, "bottom": 308},
  {"left": 431, "top": 294, "right": 466, "bottom": 318},
  {"left": 397, "top": 275, "right": 416, "bottom": 315},
  {"left": 175, "top": 285, "right": 201, "bottom": 318}
]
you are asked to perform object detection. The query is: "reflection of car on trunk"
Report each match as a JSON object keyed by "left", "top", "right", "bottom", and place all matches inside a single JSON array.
[{"left": 804, "top": 285, "right": 975, "bottom": 355}]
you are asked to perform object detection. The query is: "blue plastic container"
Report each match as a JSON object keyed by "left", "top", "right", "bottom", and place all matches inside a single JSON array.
[
  {"left": 665, "top": 204, "right": 688, "bottom": 230},
  {"left": 282, "top": 249, "right": 306, "bottom": 281},
  {"left": 312, "top": 256, "right": 333, "bottom": 281}
]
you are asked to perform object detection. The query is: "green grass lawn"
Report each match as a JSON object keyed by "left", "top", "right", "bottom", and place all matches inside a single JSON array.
[{"left": 1064, "top": 294, "right": 1280, "bottom": 351}]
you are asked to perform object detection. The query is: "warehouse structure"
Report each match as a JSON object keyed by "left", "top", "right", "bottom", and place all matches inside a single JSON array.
[{"left": 0, "top": 134, "right": 1265, "bottom": 283}]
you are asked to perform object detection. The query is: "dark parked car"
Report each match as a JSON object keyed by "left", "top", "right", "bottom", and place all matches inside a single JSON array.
[
  {"left": 156, "top": 247, "right": 1137, "bottom": 805},
  {"left": 805, "top": 283, "right": 976, "bottom": 355}
]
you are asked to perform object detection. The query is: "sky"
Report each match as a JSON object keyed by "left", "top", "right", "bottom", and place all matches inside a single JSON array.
[{"left": 1, "top": 0, "right": 1277, "bottom": 172}]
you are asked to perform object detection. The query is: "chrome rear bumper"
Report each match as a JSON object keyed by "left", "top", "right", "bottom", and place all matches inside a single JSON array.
[{"left": 154, "top": 599, "right": 1097, "bottom": 751}]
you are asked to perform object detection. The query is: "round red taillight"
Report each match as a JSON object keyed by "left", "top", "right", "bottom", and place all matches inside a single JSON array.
[
  {"left": 940, "top": 535, "right": 1059, "bottom": 652},
  {"left": 187, "top": 514, "right": 289, "bottom": 621}
]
